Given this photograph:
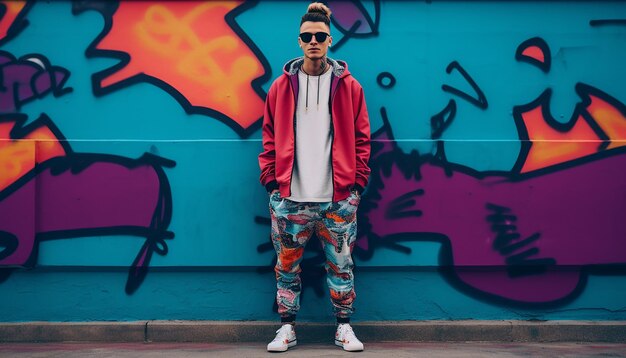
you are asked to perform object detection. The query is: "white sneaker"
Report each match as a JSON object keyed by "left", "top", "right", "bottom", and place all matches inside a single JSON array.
[
  {"left": 267, "top": 324, "right": 297, "bottom": 352},
  {"left": 335, "top": 323, "right": 364, "bottom": 351}
]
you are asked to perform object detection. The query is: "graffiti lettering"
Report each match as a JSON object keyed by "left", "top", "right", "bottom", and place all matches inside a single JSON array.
[{"left": 486, "top": 203, "right": 555, "bottom": 277}]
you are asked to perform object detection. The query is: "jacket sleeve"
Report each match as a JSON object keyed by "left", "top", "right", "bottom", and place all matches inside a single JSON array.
[
  {"left": 354, "top": 84, "right": 371, "bottom": 189},
  {"left": 258, "top": 83, "right": 278, "bottom": 192}
]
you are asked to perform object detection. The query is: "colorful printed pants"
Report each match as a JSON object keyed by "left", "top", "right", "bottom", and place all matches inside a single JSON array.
[{"left": 269, "top": 190, "right": 360, "bottom": 319}]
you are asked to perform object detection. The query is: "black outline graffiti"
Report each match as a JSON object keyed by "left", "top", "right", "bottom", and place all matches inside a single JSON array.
[
  {"left": 515, "top": 37, "right": 551, "bottom": 73},
  {"left": 431, "top": 61, "right": 487, "bottom": 162},
  {"left": 256, "top": 78, "right": 626, "bottom": 309},
  {"left": 512, "top": 36, "right": 626, "bottom": 173},
  {"left": 328, "top": 0, "right": 380, "bottom": 52},
  {"left": 0, "top": 113, "right": 176, "bottom": 294},
  {"left": 511, "top": 83, "right": 624, "bottom": 174},
  {"left": 72, "top": 0, "right": 272, "bottom": 138},
  {"left": 359, "top": 109, "right": 439, "bottom": 261},
  {"left": 486, "top": 203, "right": 555, "bottom": 278},
  {"left": 71, "top": 0, "right": 119, "bottom": 16},
  {"left": 0, "top": 50, "right": 73, "bottom": 112},
  {"left": 442, "top": 61, "right": 488, "bottom": 110},
  {"left": 359, "top": 105, "right": 626, "bottom": 307},
  {"left": 0, "top": 48, "right": 176, "bottom": 294},
  {"left": 430, "top": 100, "right": 456, "bottom": 140},
  {"left": 589, "top": 19, "right": 626, "bottom": 27},
  {"left": 0, "top": 0, "right": 34, "bottom": 46},
  {"left": 376, "top": 71, "right": 396, "bottom": 89}
]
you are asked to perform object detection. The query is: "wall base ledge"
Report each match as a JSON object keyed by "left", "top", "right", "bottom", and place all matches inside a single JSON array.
[{"left": 0, "top": 320, "right": 625, "bottom": 343}]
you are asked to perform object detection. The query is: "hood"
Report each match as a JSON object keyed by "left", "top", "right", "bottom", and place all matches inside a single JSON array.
[{"left": 282, "top": 56, "right": 350, "bottom": 78}]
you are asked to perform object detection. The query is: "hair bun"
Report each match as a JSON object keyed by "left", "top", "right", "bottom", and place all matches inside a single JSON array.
[{"left": 307, "top": 2, "right": 332, "bottom": 18}]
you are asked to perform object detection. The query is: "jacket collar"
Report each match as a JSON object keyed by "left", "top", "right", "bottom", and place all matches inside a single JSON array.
[{"left": 283, "top": 56, "right": 348, "bottom": 78}]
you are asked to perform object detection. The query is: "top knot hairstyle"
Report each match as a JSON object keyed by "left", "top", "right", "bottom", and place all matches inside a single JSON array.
[{"left": 300, "top": 2, "right": 332, "bottom": 27}]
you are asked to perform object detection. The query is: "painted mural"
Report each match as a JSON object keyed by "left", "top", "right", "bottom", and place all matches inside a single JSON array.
[
  {"left": 77, "top": 0, "right": 270, "bottom": 135},
  {"left": 0, "top": 0, "right": 625, "bottom": 320},
  {"left": 0, "top": 3, "right": 176, "bottom": 294}
]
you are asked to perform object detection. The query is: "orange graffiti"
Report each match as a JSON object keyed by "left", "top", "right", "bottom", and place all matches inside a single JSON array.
[
  {"left": 0, "top": 121, "right": 65, "bottom": 191},
  {"left": 520, "top": 106, "right": 599, "bottom": 173},
  {"left": 97, "top": 1, "right": 265, "bottom": 130},
  {"left": 520, "top": 87, "right": 626, "bottom": 173},
  {"left": 0, "top": 1, "right": 27, "bottom": 42},
  {"left": 587, "top": 93, "right": 626, "bottom": 150}
]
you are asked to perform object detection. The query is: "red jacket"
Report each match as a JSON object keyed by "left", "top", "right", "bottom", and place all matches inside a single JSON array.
[{"left": 259, "top": 57, "right": 371, "bottom": 202}]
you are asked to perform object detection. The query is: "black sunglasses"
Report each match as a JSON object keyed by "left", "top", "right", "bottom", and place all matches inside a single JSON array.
[{"left": 299, "top": 32, "right": 330, "bottom": 43}]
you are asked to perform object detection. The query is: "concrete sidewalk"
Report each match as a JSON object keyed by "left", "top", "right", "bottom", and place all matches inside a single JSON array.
[
  {"left": 1, "top": 321, "right": 625, "bottom": 343},
  {"left": 1, "top": 342, "right": 626, "bottom": 357}
]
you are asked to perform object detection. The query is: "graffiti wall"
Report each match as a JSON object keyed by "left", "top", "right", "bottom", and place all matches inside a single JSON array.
[{"left": 1, "top": 0, "right": 625, "bottom": 321}]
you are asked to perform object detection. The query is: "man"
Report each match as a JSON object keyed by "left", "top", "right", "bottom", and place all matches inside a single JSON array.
[{"left": 258, "top": 2, "right": 371, "bottom": 353}]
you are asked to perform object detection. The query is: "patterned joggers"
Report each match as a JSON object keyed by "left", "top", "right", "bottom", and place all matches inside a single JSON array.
[{"left": 269, "top": 191, "right": 360, "bottom": 319}]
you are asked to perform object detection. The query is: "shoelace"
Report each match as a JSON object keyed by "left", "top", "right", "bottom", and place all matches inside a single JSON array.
[
  {"left": 272, "top": 325, "right": 292, "bottom": 342},
  {"left": 339, "top": 324, "right": 355, "bottom": 338}
]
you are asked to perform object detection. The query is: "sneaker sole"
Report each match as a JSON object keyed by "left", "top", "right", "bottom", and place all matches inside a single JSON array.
[
  {"left": 335, "top": 339, "right": 364, "bottom": 352},
  {"left": 267, "top": 340, "right": 297, "bottom": 352}
]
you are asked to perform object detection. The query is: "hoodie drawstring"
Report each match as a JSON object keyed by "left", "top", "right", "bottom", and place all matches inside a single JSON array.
[
  {"left": 303, "top": 71, "right": 322, "bottom": 112},
  {"left": 305, "top": 73, "right": 309, "bottom": 112}
]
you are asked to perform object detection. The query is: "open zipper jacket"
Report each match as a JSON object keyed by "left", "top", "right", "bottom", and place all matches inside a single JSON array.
[{"left": 258, "top": 57, "right": 371, "bottom": 202}]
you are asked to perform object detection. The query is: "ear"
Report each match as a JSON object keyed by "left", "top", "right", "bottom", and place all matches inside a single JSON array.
[{"left": 328, "top": 36, "right": 333, "bottom": 47}]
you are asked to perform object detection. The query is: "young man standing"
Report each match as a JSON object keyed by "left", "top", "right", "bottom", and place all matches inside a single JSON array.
[{"left": 258, "top": 2, "right": 371, "bottom": 352}]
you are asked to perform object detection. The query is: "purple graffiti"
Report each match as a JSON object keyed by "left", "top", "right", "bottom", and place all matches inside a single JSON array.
[
  {"left": 0, "top": 153, "right": 175, "bottom": 293},
  {"left": 327, "top": 0, "right": 380, "bottom": 51},
  {"left": 359, "top": 118, "right": 626, "bottom": 305},
  {"left": 0, "top": 50, "right": 71, "bottom": 112},
  {"left": 0, "top": 49, "right": 174, "bottom": 294}
]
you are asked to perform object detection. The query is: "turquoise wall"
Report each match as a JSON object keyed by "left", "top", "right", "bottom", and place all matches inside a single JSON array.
[{"left": 1, "top": 1, "right": 625, "bottom": 321}]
